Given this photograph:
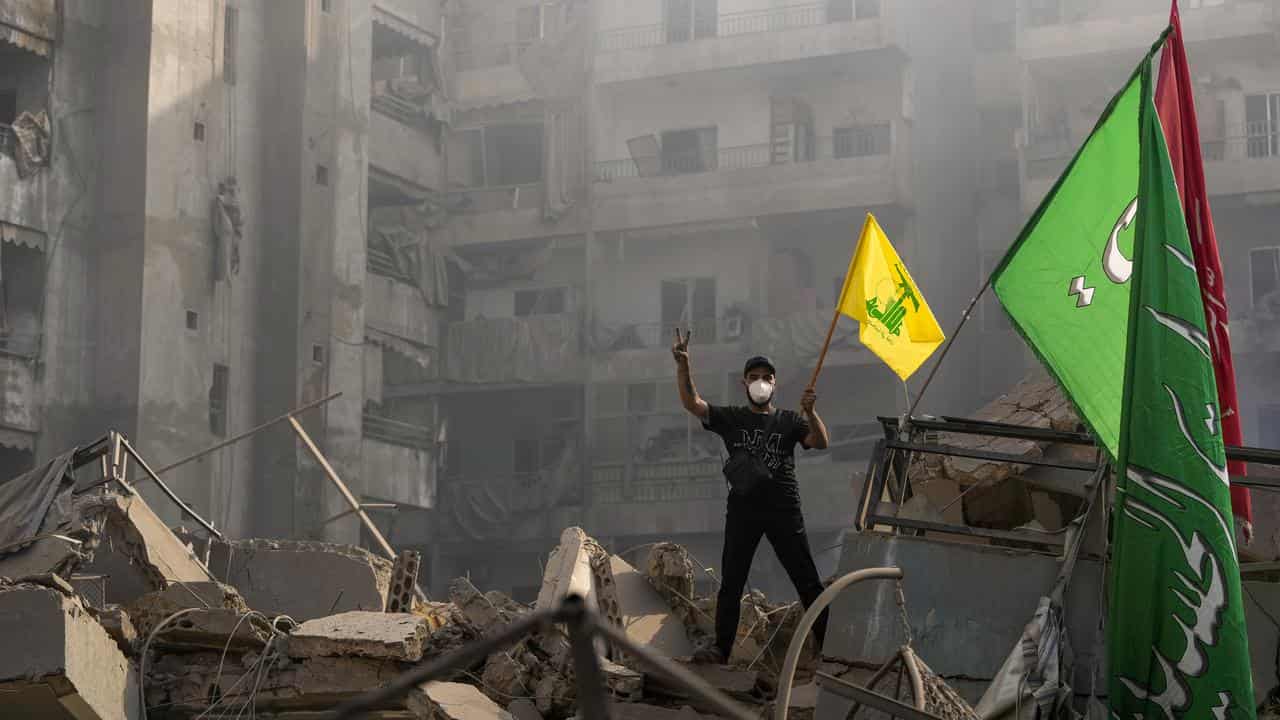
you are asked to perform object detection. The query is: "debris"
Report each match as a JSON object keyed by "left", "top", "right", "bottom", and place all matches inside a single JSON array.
[
  {"left": 610, "top": 554, "right": 696, "bottom": 658},
  {"left": 388, "top": 548, "right": 423, "bottom": 613},
  {"left": 126, "top": 581, "right": 270, "bottom": 650},
  {"left": 0, "top": 485, "right": 216, "bottom": 607},
  {"left": 604, "top": 702, "right": 720, "bottom": 720},
  {"left": 94, "top": 604, "right": 138, "bottom": 654},
  {"left": 0, "top": 580, "right": 140, "bottom": 720},
  {"left": 288, "top": 611, "right": 433, "bottom": 662},
  {"left": 207, "top": 537, "right": 393, "bottom": 620},
  {"left": 508, "top": 697, "right": 544, "bottom": 720},
  {"left": 451, "top": 576, "right": 528, "bottom": 632},
  {"left": 412, "top": 680, "right": 516, "bottom": 719},
  {"left": 600, "top": 658, "right": 644, "bottom": 701},
  {"left": 481, "top": 646, "right": 535, "bottom": 701},
  {"left": 536, "top": 527, "right": 596, "bottom": 611}
]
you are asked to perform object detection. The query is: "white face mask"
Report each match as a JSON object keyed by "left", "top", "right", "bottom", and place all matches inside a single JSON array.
[{"left": 748, "top": 379, "right": 775, "bottom": 406}]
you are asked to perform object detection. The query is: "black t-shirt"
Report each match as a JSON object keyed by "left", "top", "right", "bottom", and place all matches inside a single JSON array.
[{"left": 701, "top": 405, "right": 811, "bottom": 506}]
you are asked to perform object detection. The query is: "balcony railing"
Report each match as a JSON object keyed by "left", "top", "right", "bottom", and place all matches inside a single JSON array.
[
  {"left": 594, "top": 316, "right": 740, "bottom": 352},
  {"left": 598, "top": 1, "right": 880, "bottom": 52},
  {"left": 363, "top": 413, "right": 434, "bottom": 451},
  {"left": 1022, "top": 0, "right": 1254, "bottom": 28},
  {"left": 590, "top": 460, "right": 724, "bottom": 504},
  {"left": 594, "top": 134, "right": 892, "bottom": 181},
  {"left": 453, "top": 40, "right": 536, "bottom": 72},
  {"left": 1203, "top": 122, "right": 1279, "bottom": 162},
  {"left": 447, "top": 182, "right": 545, "bottom": 213}
]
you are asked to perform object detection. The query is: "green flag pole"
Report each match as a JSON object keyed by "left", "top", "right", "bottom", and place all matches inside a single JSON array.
[{"left": 903, "top": 278, "right": 991, "bottom": 419}]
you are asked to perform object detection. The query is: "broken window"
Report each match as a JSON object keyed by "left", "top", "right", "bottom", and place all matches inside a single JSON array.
[
  {"left": 1245, "top": 93, "right": 1280, "bottom": 158},
  {"left": 0, "top": 241, "right": 45, "bottom": 357},
  {"left": 209, "top": 364, "right": 229, "bottom": 437},
  {"left": 223, "top": 6, "right": 238, "bottom": 86},
  {"left": 514, "top": 287, "right": 568, "bottom": 316},
  {"left": 660, "top": 127, "right": 717, "bottom": 175},
  {"left": 1251, "top": 247, "right": 1280, "bottom": 308},
  {"left": 666, "top": 0, "right": 717, "bottom": 43},
  {"left": 457, "top": 124, "right": 545, "bottom": 187},
  {"left": 833, "top": 124, "right": 891, "bottom": 158},
  {"left": 662, "top": 277, "right": 717, "bottom": 343},
  {"left": 0, "top": 90, "right": 15, "bottom": 126}
]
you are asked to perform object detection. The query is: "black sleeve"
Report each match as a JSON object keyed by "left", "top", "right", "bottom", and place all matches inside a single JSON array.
[
  {"left": 792, "top": 411, "right": 813, "bottom": 448},
  {"left": 702, "top": 404, "right": 729, "bottom": 434}
]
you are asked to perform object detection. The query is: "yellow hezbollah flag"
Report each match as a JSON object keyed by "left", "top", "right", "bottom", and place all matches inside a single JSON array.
[{"left": 837, "top": 214, "right": 944, "bottom": 381}]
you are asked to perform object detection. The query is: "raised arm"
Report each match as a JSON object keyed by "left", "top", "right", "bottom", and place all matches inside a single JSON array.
[
  {"left": 799, "top": 387, "right": 830, "bottom": 450},
  {"left": 672, "top": 328, "right": 709, "bottom": 420}
]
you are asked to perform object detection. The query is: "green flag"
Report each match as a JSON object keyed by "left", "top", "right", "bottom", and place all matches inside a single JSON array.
[
  {"left": 1109, "top": 53, "right": 1254, "bottom": 718},
  {"left": 991, "top": 75, "right": 1141, "bottom": 460}
]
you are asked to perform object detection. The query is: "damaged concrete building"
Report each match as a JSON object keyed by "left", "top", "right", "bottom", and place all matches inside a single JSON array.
[{"left": 2, "top": 0, "right": 1280, "bottom": 717}]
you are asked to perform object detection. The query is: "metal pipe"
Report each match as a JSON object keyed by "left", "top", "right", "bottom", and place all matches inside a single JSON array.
[
  {"left": 773, "top": 567, "right": 906, "bottom": 720},
  {"left": 155, "top": 392, "right": 342, "bottom": 475},
  {"left": 566, "top": 597, "right": 612, "bottom": 720},
  {"left": 325, "top": 608, "right": 557, "bottom": 719},
  {"left": 118, "top": 439, "right": 224, "bottom": 540}
]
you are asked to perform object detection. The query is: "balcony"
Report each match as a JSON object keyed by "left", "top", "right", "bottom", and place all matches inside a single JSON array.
[
  {"left": 0, "top": 352, "right": 39, "bottom": 434},
  {"left": 593, "top": 123, "right": 912, "bottom": 231},
  {"left": 1202, "top": 123, "right": 1280, "bottom": 199},
  {"left": 595, "top": 0, "right": 905, "bottom": 85},
  {"left": 445, "top": 313, "right": 585, "bottom": 385},
  {"left": 369, "top": 106, "right": 443, "bottom": 194},
  {"left": 361, "top": 419, "right": 436, "bottom": 509},
  {"left": 0, "top": 134, "right": 49, "bottom": 233},
  {"left": 365, "top": 275, "right": 434, "bottom": 346},
  {"left": 1021, "top": 123, "right": 1280, "bottom": 213},
  {"left": 1017, "top": 0, "right": 1279, "bottom": 64}
]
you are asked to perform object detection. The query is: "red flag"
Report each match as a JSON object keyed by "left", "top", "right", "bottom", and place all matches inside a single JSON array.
[{"left": 1155, "top": 1, "right": 1252, "bottom": 530}]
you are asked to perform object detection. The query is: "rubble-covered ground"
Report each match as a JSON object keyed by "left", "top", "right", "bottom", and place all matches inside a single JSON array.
[{"left": 0, "top": 474, "right": 905, "bottom": 720}]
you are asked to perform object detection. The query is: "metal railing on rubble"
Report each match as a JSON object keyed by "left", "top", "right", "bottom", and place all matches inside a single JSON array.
[
  {"left": 324, "top": 594, "right": 759, "bottom": 720},
  {"left": 856, "top": 414, "right": 1280, "bottom": 550}
]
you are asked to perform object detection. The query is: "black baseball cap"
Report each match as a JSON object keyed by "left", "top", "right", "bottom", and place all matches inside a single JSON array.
[{"left": 743, "top": 355, "right": 776, "bottom": 376}]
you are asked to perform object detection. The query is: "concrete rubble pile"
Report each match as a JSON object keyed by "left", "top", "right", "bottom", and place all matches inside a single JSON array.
[{"left": 0, "top": 467, "right": 851, "bottom": 720}]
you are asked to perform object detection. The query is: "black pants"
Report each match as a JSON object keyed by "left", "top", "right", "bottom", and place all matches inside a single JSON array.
[{"left": 715, "top": 499, "right": 828, "bottom": 658}]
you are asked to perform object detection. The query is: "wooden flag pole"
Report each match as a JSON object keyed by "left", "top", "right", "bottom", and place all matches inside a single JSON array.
[{"left": 806, "top": 305, "right": 842, "bottom": 391}]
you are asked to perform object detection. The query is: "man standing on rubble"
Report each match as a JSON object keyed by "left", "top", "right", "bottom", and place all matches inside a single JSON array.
[{"left": 672, "top": 329, "right": 831, "bottom": 664}]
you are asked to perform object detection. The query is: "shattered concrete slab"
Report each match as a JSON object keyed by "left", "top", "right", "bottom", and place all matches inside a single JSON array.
[
  {"left": 0, "top": 580, "right": 140, "bottom": 720},
  {"left": 450, "top": 576, "right": 529, "bottom": 633},
  {"left": 207, "top": 537, "right": 393, "bottom": 621},
  {"left": 146, "top": 651, "right": 414, "bottom": 715},
  {"left": 507, "top": 698, "right": 543, "bottom": 720},
  {"left": 288, "top": 611, "right": 432, "bottom": 662},
  {"left": 600, "top": 658, "right": 643, "bottom": 701},
  {"left": 94, "top": 605, "right": 138, "bottom": 654},
  {"left": 126, "top": 581, "right": 269, "bottom": 650},
  {"left": 610, "top": 554, "right": 695, "bottom": 658},
  {"left": 648, "top": 661, "right": 761, "bottom": 714},
  {"left": 0, "top": 489, "right": 215, "bottom": 607},
  {"left": 536, "top": 527, "right": 596, "bottom": 611},
  {"left": 410, "top": 681, "right": 514, "bottom": 720}
]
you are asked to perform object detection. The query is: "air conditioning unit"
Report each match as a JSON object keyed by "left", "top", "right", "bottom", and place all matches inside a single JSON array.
[{"left": 723, "top": 315, "right": 743, "bottom": 340}]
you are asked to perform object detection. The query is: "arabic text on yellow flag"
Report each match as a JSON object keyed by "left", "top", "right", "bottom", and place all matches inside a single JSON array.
[{"left": 837, "top": 214, "right": 945, "bottom": 381}]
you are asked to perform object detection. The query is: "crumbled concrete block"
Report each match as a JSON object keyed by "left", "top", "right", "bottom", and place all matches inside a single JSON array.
[
  {"left": 148, "top": 651, "right": 416, "bottom": 714},
  {"left": 207, "top": 537, "right": 393, "bottom": 621},
  {"left": 288, "top": 611, "right": 431, "bottom": 662},
  {"left": 0, "top": 490, "right": 215, "bottom": 607},
  {"left": 411, "top": 681, "right": 514, "bottom": 719},
  {"left": 16, "top": 572, "right": 76, "bottom": 596},
  {"left": 482, "top": 648, "right": 534, "bottom": 701},
  {"left": 94, "top": 605, "right": 138, "bottom": 654},
  {"left": 649, "top": 661, "right": 760, "bottom": 713},
  {"left": 600, "top": 658, "right": 643, "bottom": 701},
  {"left": 450, "top": 577, "right": 527, "bottom": 632},
  {"left": 610, "top": 554, "right": 695, "bottom": 658},
  {"left": 534, "top": 672, "right": 575, "bottom": 718},
  {"left": 126, "top": 581, "right": 269, "bottom": 650},
  {"left": 0, "top": 582, "right": 140, "bottom": 720},
  {"left": 508, "top": 698, "right": 543, "bottom": 720},
  {"left": 536, "top": 527, "right": 595, "bottom": 611}
]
